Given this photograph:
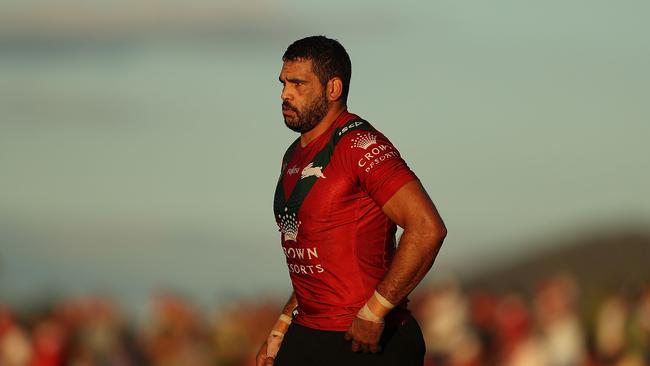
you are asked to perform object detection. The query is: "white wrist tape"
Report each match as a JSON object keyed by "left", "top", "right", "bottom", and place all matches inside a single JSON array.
[
  {"left": 356, "top": 290, "right": 396, "bottom": 324},
  {"left": 278, "top": 314, "right": 292, "bottom": 324},
  {"left": 266, "top": 314, "right": 292, "bottom": 358},
  {"left": 373, "top": 290, "right": 395, "bottom": 310},
  {"left": 357, "top": 303, "right": 384, "bottom": 323}
]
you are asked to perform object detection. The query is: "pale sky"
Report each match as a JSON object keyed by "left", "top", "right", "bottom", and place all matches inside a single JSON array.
[{"left": 1, "top": 0, "right": 649, "bottom": 315}]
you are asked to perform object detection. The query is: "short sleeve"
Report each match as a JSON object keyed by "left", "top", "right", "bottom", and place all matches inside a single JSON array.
[{"left": 340, "top": 130, "right": 418, "bottom": 207}]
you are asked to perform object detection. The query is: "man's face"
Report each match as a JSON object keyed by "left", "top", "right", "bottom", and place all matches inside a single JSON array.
[{"left": 279, "top": 59, "right": 329, "bottom": 133}]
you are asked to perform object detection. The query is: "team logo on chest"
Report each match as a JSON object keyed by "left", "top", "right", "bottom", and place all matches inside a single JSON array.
[
  {"left": 301, "top": 162, "right": 326, "bottom": 179},
  {"left": 277, "top": 207, "right": 300, "bottom": 241}
]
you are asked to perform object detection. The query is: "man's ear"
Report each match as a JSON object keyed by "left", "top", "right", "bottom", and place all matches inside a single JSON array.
[{"left": 327, "top": 77, "right": 343, "bottom": 102}]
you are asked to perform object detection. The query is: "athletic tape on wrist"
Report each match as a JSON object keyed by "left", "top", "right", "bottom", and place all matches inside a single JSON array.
[
  {"left": 266, "top": 314, "right": 293, "bottom": 358},
  {"left": 356, "top": 290, "right": 396, "bottom": 323},
  {"left": 279, "top": 314, "right": 292, "bottom": 324},
  {"left": 270, "top": 330, "right": 285, "bottom": 337},
  {"left": 357, "top": 303, "right": 384, "bottom": 323},
  {"left": 373, "top": 290, "right": 395, "bottom": 310}
]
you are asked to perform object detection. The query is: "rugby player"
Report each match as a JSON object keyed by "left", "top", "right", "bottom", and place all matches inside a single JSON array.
[{"left": 257, "top": 35, "right": 447, "bottom": 366}]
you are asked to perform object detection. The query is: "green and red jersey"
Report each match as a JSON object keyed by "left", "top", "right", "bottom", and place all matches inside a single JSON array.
[{"left": 274, "top": 111, "right": 417, "bottom": 331}]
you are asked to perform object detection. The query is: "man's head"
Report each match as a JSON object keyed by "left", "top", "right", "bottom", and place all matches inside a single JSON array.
[{"left": 279, "top": 36, "right": 351, "bottom": 133}]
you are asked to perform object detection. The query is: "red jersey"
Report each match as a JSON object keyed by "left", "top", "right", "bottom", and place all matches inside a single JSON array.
[{"left": 273, "top": 111, "right": 417, "bottom": 331}]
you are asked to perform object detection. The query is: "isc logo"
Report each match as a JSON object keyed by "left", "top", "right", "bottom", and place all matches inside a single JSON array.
[{"left": 338, "top": 121, "right": 364, "bottom": 136}]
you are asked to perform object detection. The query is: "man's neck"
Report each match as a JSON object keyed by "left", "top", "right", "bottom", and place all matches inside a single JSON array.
[{"left": 300, "top": 104, "right": 346, "bottom": 147}]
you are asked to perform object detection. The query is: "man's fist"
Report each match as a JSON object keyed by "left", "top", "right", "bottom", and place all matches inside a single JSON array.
[
  {"left": 255, "top": 341, "right": 275, "bottom": 366},
  {"left": 344, "top": 316, "right": 384, "bottom": 353}
]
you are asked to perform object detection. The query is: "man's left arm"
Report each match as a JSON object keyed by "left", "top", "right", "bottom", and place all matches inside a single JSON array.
[{"left": 345, "top": 179, "right": 447, "bottom": 353}]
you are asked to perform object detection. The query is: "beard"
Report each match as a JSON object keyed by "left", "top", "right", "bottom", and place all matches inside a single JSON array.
[{"left": 283, "top": 93, "right": 329, "bottom": 133}]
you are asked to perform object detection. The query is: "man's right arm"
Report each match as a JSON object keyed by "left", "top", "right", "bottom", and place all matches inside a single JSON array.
[{"left": 256, "top": 292, "right": 297, "bottom": 366}]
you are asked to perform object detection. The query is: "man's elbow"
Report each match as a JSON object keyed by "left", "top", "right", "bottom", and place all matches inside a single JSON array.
[
  {"left": 426, "top": 223, "right": 447, "bottom": 246},
  {"left": 437, "top": 224, "right": 447, "bottom": 241},
  {"left": 402, "top": 210, "right": 447, "bottom": 249},
  {"left": 413, "top": 223, "right": 445, "bottom": 268}
]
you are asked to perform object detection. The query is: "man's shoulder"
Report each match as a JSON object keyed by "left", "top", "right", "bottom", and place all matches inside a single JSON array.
[
  {"left": 333, "top": 113, "right": 376, "bottom": 141},
  {"left": 334, "top": 114, "right": 397, "bottom": 148}
]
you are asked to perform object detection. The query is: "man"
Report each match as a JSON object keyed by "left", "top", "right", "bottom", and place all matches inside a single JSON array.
[{"left": 256, "top": 36, "right": 447, "bottom": 366}]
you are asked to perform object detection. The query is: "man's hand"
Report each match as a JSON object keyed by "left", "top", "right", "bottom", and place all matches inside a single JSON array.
[
  {"left": 344, "top": 316, "right": 384, "bottom": 353},
  {"left": 257, "top": 313, "right": 291, "bottom": 366},
  {"left": 255, "top": 341, "right": 275, "bottom": 366}
]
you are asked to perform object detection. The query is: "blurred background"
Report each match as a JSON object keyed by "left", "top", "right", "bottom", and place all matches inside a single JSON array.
[{"left": 1, "top": 0, "right": 649, "bottom": 365}]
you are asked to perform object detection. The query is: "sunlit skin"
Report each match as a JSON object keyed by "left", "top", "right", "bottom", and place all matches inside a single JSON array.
[
  {"left": 279, "top": 59, "right": 345, "bottom": 147},
  {"left": 344, "top": 180, "right": 446, "bottom": 353}
]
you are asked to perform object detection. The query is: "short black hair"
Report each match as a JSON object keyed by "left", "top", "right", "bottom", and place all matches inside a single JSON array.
[{"left": 283, "top": 35, "right": 352, "bottom": 104}]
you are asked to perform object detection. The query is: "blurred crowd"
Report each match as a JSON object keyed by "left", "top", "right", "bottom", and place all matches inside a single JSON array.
[
  {"left": 416, "top": 275, "right": 650, "bottom": 366},
  {"left": 1, "top": 274, "right": 649, "bottom": 366}
]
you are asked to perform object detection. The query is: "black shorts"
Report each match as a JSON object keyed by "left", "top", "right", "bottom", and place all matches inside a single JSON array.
[{"left": 274, "top": 317, "right": 426, "bottom": 366}]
